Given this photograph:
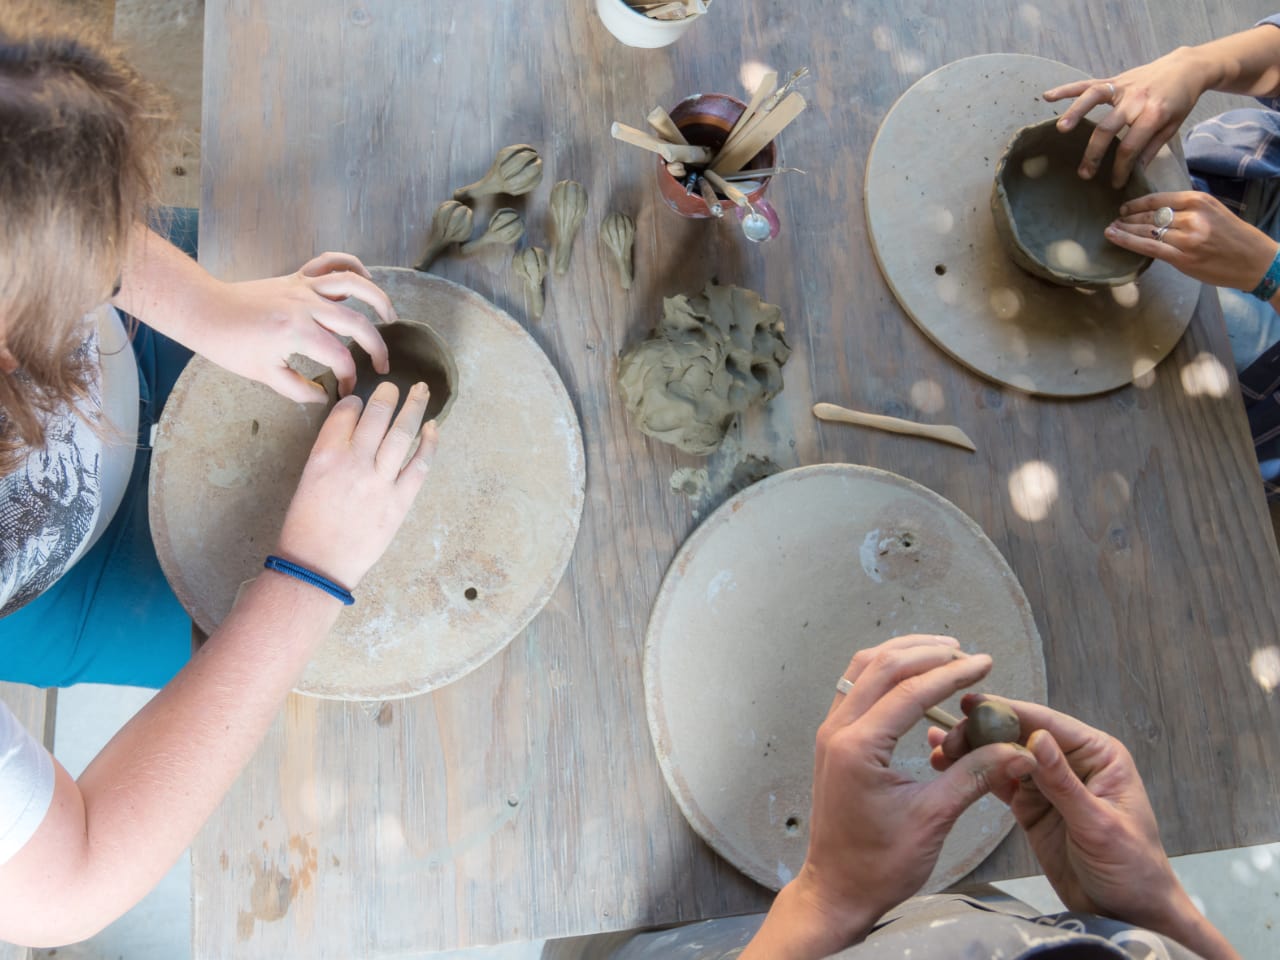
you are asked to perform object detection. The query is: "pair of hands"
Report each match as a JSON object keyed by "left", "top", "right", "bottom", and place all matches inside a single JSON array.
[
  {"left": 757, "top": 634, "right": 1202, "bottom": 958},
  {"left": 187, "top": 252, "right": 434, "bottom": 591},
  {"left": 1043, "top": 53, "right": 1280, "bottom": 292}
]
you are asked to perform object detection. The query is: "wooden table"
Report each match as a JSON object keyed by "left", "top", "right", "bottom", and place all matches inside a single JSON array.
[{"left": 194, "top": 1, "right": 1280, "bottom": 954}]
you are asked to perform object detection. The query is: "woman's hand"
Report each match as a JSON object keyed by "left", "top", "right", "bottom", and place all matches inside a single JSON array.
[
  {"left": 1105, "top": 191, "right": 1278, "bottom": 289},
  {"left": 274, "top": 380, "right": 438, "bottom": 591},
  {"left": 741, "top": 635, "right": 1035, "bottom": 960},
  {"left": 202, "top": 252, "right": 395, "bottom": 403},
  {"left": 1043, "top": 47, "right": 1213, "bottom": 187}
]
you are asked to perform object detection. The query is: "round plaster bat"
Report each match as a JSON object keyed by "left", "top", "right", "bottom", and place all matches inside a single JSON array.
[{"left": 991, "top": 117, "right": 1153, "bottom": 288}]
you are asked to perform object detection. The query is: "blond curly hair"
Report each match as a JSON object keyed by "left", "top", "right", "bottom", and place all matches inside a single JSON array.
[{"left": 0, "top": 1, "right": 166, "bottom": 474}]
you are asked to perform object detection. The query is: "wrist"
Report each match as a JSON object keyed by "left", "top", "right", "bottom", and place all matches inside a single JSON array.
[
  {"left": 1174, "top": 44, "right": 1223, "bottom": 97},
  {"left": 743, "top": 871, "right": 878, "bottom": 960},
  {"left": 1144, "top": 887, "right": 1241, "bottom": 960}
]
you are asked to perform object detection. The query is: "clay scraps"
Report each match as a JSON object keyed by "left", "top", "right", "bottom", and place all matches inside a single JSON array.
[{"left": 618, "top": 283, "right": 790, "bottom": 455}]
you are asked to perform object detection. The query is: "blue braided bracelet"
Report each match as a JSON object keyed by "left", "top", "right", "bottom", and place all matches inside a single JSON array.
[
  {"left": 1249, "top": 245, "right": 1280, "bottom": 301},
  {"left": 263, "top": 555, "right": 355, "bottom": 606}
]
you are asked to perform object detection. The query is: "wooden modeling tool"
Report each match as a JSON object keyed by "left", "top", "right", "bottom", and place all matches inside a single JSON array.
[
  {"left": 611, "top": 122, "right": 712, "bottom": 164},
  {"left": 720, "top": 166, "right": 806, "bottom": 181},
  {"left": 697, "top": 177, "right": 724, "bottom": 217},
  {"left": 713, "top": 93, "right": 806, "bottom": 174},
  {"left": 700, "top": 169, "right": 749, "bottom": 209},
  {"left": 925, "top": 706, "right": 960, "bottom": 729},
  {"left": 647, "top": 106, "right": 689, "bottom": 145},
  {"left": 812, "top": 402, "right": 976, "bottom": 453},
  {"left": 721, "top": 70, "right": 777, "bottom": 156}
]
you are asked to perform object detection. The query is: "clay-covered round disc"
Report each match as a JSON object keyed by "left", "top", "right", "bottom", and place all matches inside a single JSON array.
[
  {"left": 865, "top": 53, "right": 1200, "bottom": 397},
  {"left": 644, "top": 464, "right": 1046, "bottom": 892},
  {"left": 150, "top": 268, "right": 585, "bottom": 699}
]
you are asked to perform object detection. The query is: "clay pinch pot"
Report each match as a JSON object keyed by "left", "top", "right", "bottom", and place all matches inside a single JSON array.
[
  {"left": 340, "top": 319, "right": 458, "bottom": 424},
  {"left": 657, "top": 93, "right": 777, "bottom": 220},
  {"left": 991, "top": 116, "right": 1154, "bottom": 288}
]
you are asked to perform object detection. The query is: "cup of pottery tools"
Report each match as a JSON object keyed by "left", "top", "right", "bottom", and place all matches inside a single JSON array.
[
  {"left": 657, "top": 93, "right": 776, "bottom": 220},
  {"left": 596, "top": 0, "right": 707, "bottom": 48}
]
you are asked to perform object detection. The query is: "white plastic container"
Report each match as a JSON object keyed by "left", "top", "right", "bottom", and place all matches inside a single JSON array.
[{"left": 596, "top": 0, "right": 700, "bottom": 48}]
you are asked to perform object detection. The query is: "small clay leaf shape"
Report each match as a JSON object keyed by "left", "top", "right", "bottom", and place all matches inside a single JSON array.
[
  {"left": 460, "top": 208, "right": 525, "bottom": 255},
  {"left": 416, "top": 200, "right": 474, "bottom": 271},
  {"left": 601, "top": 212, "right": 635, "bottom": 291},
  {"left": 550, "top": 179, "right": 588, "bottom": 275},
  {"left": 453, "top": 144, "right": 543, "bottom": 202},
  {"left": 512, "top": 246, "right": 549, "bottom": 319}
]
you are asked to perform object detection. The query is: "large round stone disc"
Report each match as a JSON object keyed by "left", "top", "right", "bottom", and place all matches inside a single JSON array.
[
  {"left": 150, "top": 268, "right": 585, "bottom": 700},
  {"left": 644, "top": 464, "right": 1046, "bottom": 892},
  {"left": 866, "top": 54, "right": 1200, "bottom": 396}
]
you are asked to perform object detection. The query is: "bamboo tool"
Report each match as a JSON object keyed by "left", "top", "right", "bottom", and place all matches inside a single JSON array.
[
  {"left": 758, "top": 67, "right": 810, "bottom": 115},
  {"left": 666, "top": 161, "right": 687, "bottom": 178},
  {"left": 702, "top": 169, "right": 772, "bottom": 242},
  {"left": 925, "top": 706, "right": 961, "bottom": 729},
  {"left": 610, "top": 122, "right": 712, "bottom": 164},
  {"left": 713, "top": 92, "right": 807, "bottom": 174},
  {"left": 720, "top": 70, "right": 777, "bottom": 155},
  {"left": 813, "top": 402, "right": 977, "bottom": 452},
  {"left": 647, "top": 106, "right": 689, "bottom": 144}
]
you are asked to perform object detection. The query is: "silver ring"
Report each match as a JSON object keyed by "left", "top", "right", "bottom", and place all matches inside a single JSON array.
[
  {"left": 1106, "top": 82, "right": 1117, "bottom": 102},
  {"left": 836, "top": 677, "right": 854, "bottom": 696},
  {"left": 1153, "top": 225, "right": 1170, "bottom": 242},
  {"left": 1154, "top": 206, "right": 1174, "bottom": 228}
]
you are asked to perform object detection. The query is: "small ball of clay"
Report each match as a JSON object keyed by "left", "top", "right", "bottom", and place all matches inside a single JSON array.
[{"left": 964, "top": 701, "right": 1022, "bottom": 749}]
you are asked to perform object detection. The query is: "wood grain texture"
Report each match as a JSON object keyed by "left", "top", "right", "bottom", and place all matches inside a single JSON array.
[
  {"left": 195, "top": 1, "right": 1280, "bottom": 954},
  {"left": 0, "top": 683, "right": 54, "bottom": 960}
]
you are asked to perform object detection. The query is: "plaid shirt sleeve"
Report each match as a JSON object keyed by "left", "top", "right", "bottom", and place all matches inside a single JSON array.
[{"left": 1184, "top": 15, "right": 1280, "bottom": 498}]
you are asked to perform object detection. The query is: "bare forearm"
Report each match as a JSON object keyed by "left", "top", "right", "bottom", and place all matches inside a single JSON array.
[
  {"left": 1148, "top": 891, "right": 1243, "bottom": 960},
  {"left": 1181, "top": 23, "right": 1280, "bottom": 99},
  {"left": 111, "top": 221, "right": 225, "bottom": 348},
  {"left": 0, "top": 572, "right": 339, "bottom": 944}
]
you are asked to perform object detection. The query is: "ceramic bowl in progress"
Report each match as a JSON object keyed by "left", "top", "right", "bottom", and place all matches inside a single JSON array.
[{"left": 991, "top": 117, "right": 1153, "bottom": 287}]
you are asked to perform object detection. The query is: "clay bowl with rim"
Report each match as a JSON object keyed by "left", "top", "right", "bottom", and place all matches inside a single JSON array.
[
  {"left": 347, "top": 318, "right": 458, "bottom": 423},
  {"left": 991, "top": 116, "right": 1153, "bottom": 288}
]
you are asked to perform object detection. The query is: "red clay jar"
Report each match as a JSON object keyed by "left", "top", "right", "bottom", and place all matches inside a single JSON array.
[{"left": 657, "top": 92, "right": 778, "bottom": 219}]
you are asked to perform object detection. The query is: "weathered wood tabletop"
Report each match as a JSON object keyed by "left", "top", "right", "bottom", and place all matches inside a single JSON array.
[{"left": 194, "top": 0, "right": 1280, "bottom": 954}]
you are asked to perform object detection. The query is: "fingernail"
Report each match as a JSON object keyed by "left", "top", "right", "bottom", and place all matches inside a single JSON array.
[
  {"left": 1007, "top": 754, "right": 1036, "bottom": 779},
  {"left": 1058, "top": 117, "right": 1072, "bottom": 130},
  {"left": 413, "top": 381, "right": 427, "bottom": 395},
  {"left": 1105, "top": 225, "right": 1119, "bottom": 236},
  {"left": 1078, "top": 165, "right": 1091, "bottom": 179}
]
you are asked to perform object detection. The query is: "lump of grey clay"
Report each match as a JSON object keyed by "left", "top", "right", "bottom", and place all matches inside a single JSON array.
[
  {"left": 617, "top": 283, "right": 790, "bottom": 455},
  {"left": 991, "top": 116, "right": 1153, "bottom": 288},
  {"left": 965, "top": 700, "right": 1022, "bottom": 749}
]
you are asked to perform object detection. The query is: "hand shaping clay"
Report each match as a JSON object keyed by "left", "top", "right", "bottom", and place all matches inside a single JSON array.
[
  {"left": 601, "top": 211, "right": 635, "bottom": 290},
  {"left": 416, "top": 200, "right": 474, "bottom": 272},
  {"left": 965, "top": 700, "right": 1022, "bottom": 748},
  {"left": 453, "top": 144, "right": 543, "bottom": 202},
  {"left": 460, "top": 208, "right": 524, "bottom": 255},
  {"left": 991, "top": 117, "right": 1153, "bottom": 287},
  {"left": 512, "top": 246, "right": 548, "bottom": 318},
  {"left": 348, "top": 319, "right": 458, "bottom": 424},
  {"left": 617, "top": 283, "right": 790, "bottom": 455},
  {"left": 550, "top": 180, "right": 588, "bottom": 275}
]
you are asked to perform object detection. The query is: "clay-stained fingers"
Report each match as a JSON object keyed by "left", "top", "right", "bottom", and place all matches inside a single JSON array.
[
  {"left": 1136, "top": 120, "right": 1180, "bottom": 171},
  {"left": 395, "top": 421, "right": 439, "bottom": 507},
  {"left": 1103, "top": 222, "right": 1181, "bottom": 261},
  {"left": 311, "top": 393, "right": 364, "bottom": 451},
  {"left": 297, "top": 326, "right": 361, "bottom": 397},
  {"left": 1117, "top": 191, "right": 1199, "bottom": 218},
  {"left": 307, "top": 270, "right": 399, "bottom": 329},
  {"left": 1045, "top": 79, "right": 1118, "bottom": 133},
  {"left": 375, "top": 382, "right": 430, "bottom": 476},
  {"left": 828, "top": 635, "right": 961, "bottom": 716},
  {"left": 350, "top": 381, "right": 399, "bottom": 457},
  {"left": 855, "top": 654, "right": 993, "bottom": 753},
  {"left": 1078, "top": 107, "right": 1130, "bottom": 180},
  {"left": 309, "top": 299, "right": 390, "bottom": 376},
  {"left": 1110, "top": 113, "right": 1168, "bottom": 188},
  {"left": 299, "top": 251, "right": 375, "bottom": 281}
]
